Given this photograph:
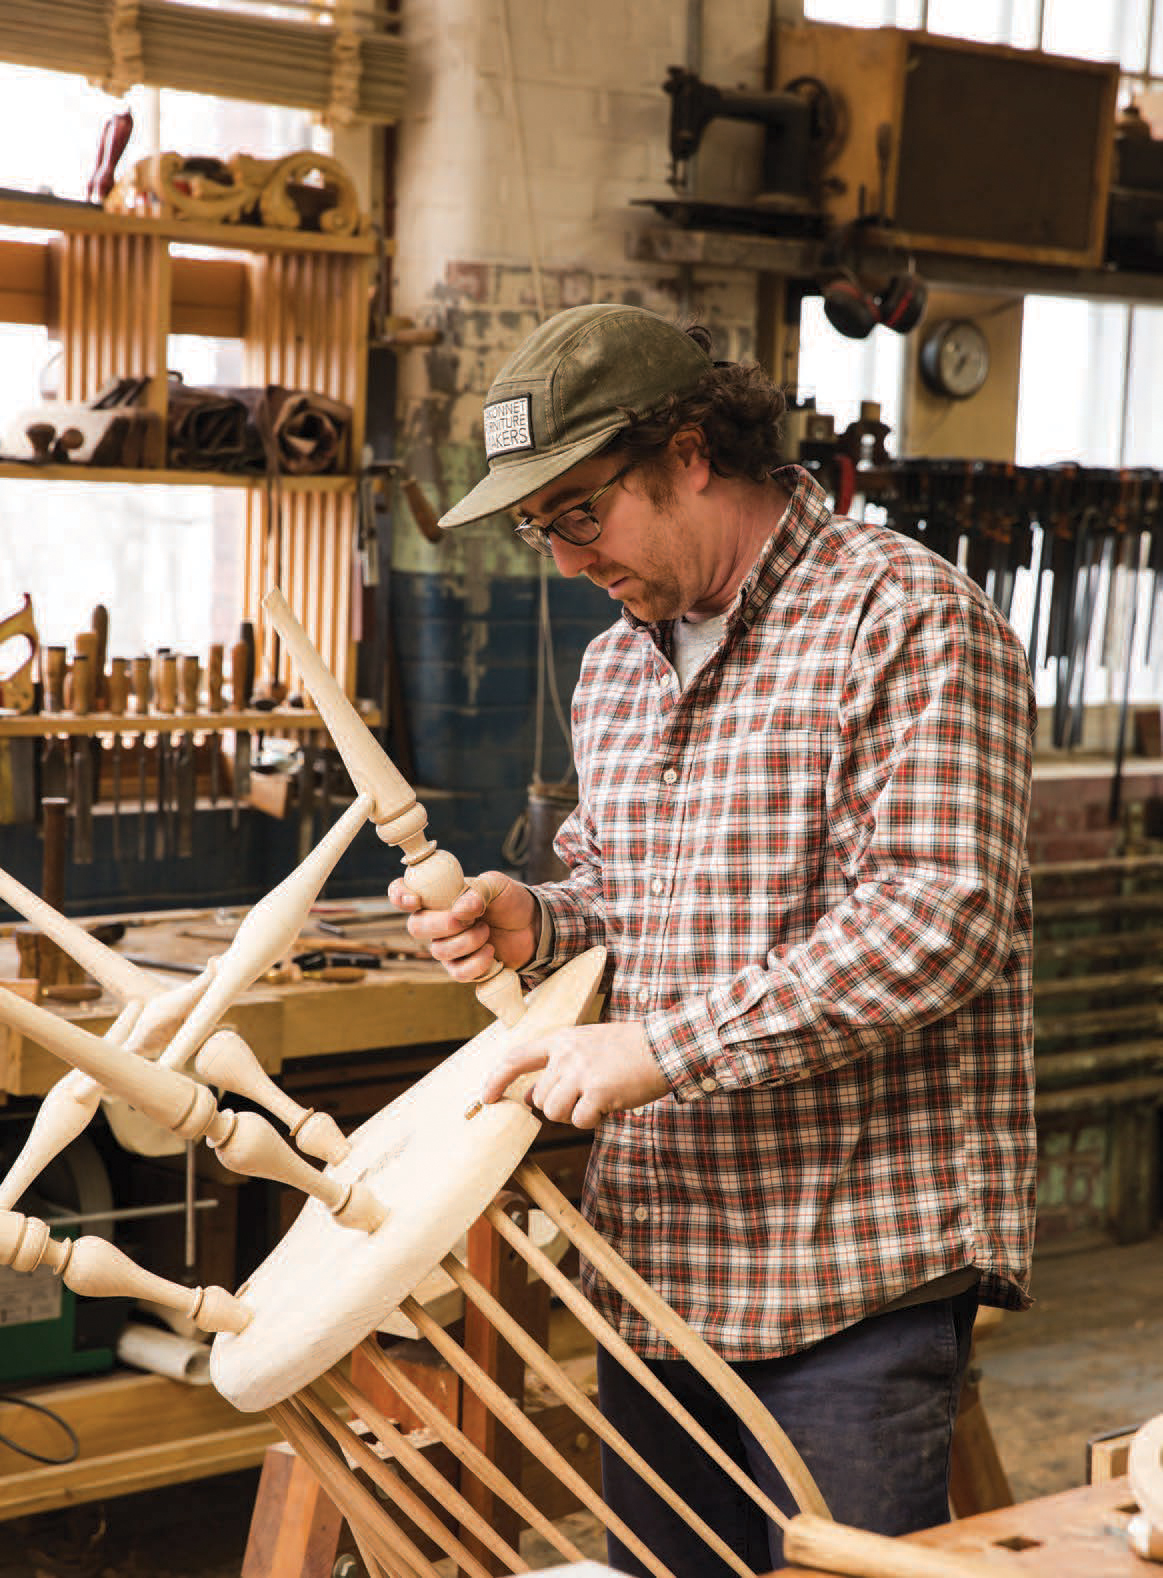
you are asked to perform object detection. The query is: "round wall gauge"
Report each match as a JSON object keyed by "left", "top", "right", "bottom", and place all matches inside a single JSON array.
[{"left": 918, "top": 318, "right": 991, "bottom": 400}]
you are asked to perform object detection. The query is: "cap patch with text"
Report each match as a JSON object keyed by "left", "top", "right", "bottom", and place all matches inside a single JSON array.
[
  {"left": 483, "top": 395, "right": 534, "bottom": 458},
  {"left": 439, "top": 304, "right": 714, "bottom": 529}
]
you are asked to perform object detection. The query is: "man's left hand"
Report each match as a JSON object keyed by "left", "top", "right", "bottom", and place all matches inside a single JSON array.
[{"left": 479, "top": 1022, "right": 669, "bottom": 1129}]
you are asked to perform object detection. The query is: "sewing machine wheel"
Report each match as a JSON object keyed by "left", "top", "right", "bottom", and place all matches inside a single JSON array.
[
  {"left": 210, "top": 947, "right": 605, "bottom": 1412},
  {"left": 0, "top": 1131, "right": 114, "bottom": 1240}
]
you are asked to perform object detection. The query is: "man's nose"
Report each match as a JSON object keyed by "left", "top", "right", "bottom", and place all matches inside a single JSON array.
[{"left": 549, "top": 536, "right": 598, "bottom": 578}]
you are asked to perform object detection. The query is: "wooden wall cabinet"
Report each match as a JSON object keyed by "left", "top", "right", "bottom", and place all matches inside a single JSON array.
[
  {"left": 776, "top": 23, "right": 1119, "bottom": 270},
  {"left": 0, "top": 196, "right": 377, "bottom": 698}
]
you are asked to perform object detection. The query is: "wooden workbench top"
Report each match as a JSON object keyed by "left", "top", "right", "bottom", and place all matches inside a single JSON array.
[
  {"left": 0, "top": 903, "right": 491, "bottom": 1098},
  {"left": 785, "top": 1475, "right": 1146, "bottom": 1575}
]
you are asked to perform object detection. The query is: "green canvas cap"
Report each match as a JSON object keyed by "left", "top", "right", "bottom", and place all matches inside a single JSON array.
[{"left": 439, "top": 303, "right": 713, "bottom": 528}]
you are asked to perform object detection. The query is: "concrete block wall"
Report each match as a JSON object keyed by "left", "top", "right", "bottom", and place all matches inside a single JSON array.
[{"left": 385, "top": 0, "right": 778, "bottom": 871}]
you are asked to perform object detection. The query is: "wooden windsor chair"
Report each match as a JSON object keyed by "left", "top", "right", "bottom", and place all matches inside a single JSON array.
[{"left": 209, "top": 954, "right": 997, "bottom": 1578}]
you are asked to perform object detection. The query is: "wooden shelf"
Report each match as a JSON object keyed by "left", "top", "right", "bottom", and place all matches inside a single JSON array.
[
  {"left": 0, "top": 708, "right": 380, "bottom": 738},
  {"left": 629, "top": 222, "right": 1163, "bottom": 306},
  {"left": 0, "top": 1372, "right": 278, "bottom": 1521},
  {"left": 0, "top": 195, "right": 376, "bottom": 255},
  {"left": 0, "top": 182, "right": 374, "bottom": 698},
  {"left": 0, "top": 462, "right": 358, "bottom": 490}
]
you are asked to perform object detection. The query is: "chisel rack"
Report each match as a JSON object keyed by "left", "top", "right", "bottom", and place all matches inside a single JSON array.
[{"left": 0, "top": 193, "right": 377, "bottom": 698}]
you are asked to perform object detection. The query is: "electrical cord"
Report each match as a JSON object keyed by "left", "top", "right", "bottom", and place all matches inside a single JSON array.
[{"left": 0, "top": 1392, "right": 81, "bottom": 1464}]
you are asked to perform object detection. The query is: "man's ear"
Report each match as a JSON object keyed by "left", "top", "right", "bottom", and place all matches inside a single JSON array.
[{"left": 670, "top": 426, "right": 711, "bottom": 484}]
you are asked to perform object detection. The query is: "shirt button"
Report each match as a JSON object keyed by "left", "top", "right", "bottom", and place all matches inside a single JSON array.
[
  {"left": 650, "top": 878, "right": 663, "bottom": 895},
  {"left": 637, "top": 987, "right": 649, "bottom": 1005},
  {"left": 662, "top": 767, "right": 678, "bottom": 785},
  {"left": 634, "top": 1206, "right": 650, "bottom": 1222},
  {"left": 700, "top": 1075, "right": 719, "bottom": 1093}
]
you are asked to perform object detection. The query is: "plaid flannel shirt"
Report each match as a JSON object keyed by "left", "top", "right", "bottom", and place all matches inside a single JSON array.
[{"left": 535, "top": 466, "right": 1037, "bottom": 1361}]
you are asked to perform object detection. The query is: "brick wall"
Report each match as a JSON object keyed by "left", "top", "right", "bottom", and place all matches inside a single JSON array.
[{"left": 1029, "top": 762, "right": 1163, "bottom": 865}]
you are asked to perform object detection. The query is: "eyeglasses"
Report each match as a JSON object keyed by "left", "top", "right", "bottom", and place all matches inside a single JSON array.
[{"left": 514, "top": 460, "right": 638, "bottom": 557}]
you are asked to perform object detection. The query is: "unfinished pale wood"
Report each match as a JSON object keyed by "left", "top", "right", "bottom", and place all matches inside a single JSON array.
[
  {"left": 1129, "top": 1413, "right": 1163, "bottom": 1530},
  {"left": 194, "top": 1029, "right": 349, "bottom": 1165},
  {"left": 212, "top": 1110, "right": 384, "bottom": 1233},
  {"left": 442, "top": 1249, "right": 756, "bottom": 1578},
  {"left": 0, "top": 1002, "right": 143, "bottom": 1210},
  {"left": 0, "top": 989, "right": 382, "bottom": 1230},
  {"left": 783, "top": 1512, "right": 1004, "bottom": 1576},
  {"left": 0, "top": 865, "right": 152, "bottom": 1001},
  {"left": 356, "top": 1338, "right": 585, "bottom": 1566},
  {"left": 159, "top": 792, "right": 374, "bottom": 1071},
  {"left": 404, "top": 1293, "right": 675, "bottom": 1578},
  {"left": 297, "top": 1384, "right": 501, "bottom": 1578},
  {"left": 324, "top": 1365, "right": 529, "bottom": 1573},
  {"left": 0, "top": 868, "right": 206, "bottom": 1181},
  {"left": 377, "top": 1206, "right": 567, "bottom": 1339},
  {"left": 513, "top": 1161, "right": 830, "bottom": 1523},
  {"left": 209, "top": 947, "right": 606, "bottom": 1411},
  {"left": 0, "top": 1209, "right": 248, "bottom": 1334},
  {"left": 263, "top": 586, "right": 525, "bottom": 1027},
  {"left": 272, "top": 1398, "right": 435, "bottom": 1578}
]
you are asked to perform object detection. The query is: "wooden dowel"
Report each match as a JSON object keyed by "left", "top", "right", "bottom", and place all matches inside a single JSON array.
[
  {"left": 354, "top": 1338, "right": 585, "bottom": 1566},
  {"left": 263, "top": 586, "right": 526, "bottom": 1027},
  {"left": 270, "top": 1399, "right": 429, "bottom": 1578},
  {"left": 158, "top": 791, "right": 373, "bottom": 1070},
  {"left": 402, "top": 1295, "right": 678, "bottom": 1578},
  {"left": 485, "top": 1198, "right": 797, "bottom": 1536},
  {"left": 512, "top": 1162, "right": 829, "bottom": 1523},
  {"left": 325, "top": 1366, "right": 529, "bottom": 1574},
  {"left": 0, "top": 864, "right": 155, "bottom": 1002},
  {"left": 297, "top": 1384, "right": 504, "bottom": 1578},
  {"left": 440, "top": 1251, "right": 757, "bottom": 1578}
]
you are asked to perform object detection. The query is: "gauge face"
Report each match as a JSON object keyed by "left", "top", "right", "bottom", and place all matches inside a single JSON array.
[{"left": 919, "top": 318, "right": 990, "bottom": 400}]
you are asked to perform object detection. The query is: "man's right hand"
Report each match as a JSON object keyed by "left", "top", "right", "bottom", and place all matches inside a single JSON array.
[{"left": 386, "top": 869, "right": 540, "bottom": 983}]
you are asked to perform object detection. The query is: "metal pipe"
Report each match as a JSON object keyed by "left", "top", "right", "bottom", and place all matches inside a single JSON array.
[
  {"left": 44, "top": 1199, "right": 219, "bottom": 1228},
  {"left": 684, "top": 0, "right": 703, "bottom": 195}
]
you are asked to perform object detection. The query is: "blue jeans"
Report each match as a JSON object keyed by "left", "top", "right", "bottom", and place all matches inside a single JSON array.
[{"left": 596, "top": 1287, "right": 978, "bottom": 1576}]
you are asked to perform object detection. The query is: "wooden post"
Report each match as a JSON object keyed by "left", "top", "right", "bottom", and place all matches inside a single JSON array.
[{"left": 242, "top": 1439, "right": 346, "bottom": 1578}]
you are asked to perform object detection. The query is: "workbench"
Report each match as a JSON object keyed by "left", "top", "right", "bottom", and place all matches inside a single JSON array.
[
  {"left": 785, "top": 1476, "right": 1148, "bottom": 1575},
  {"left": 0, "top": 901, "right": 492, "bottom": 1100}
]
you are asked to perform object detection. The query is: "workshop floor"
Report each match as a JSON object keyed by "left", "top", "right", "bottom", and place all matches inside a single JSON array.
[{"left": 1, "top": 1233, "right": 1160, "bottom": 1578}]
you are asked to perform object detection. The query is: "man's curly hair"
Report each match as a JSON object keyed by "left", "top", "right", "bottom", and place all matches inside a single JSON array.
[{"left": 608, "top": 323, "right": 787, "bottom": 487}]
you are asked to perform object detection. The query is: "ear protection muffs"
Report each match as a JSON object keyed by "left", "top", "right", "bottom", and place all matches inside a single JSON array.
[
  {"left": 818, "top": 226, "right": 929, "bottom": 340},
  {"left": 876, "top": 268, "right": 928, "bottom": 334},
  {"left": 822, "top": 269, "right": 879, "bottom": 340}
]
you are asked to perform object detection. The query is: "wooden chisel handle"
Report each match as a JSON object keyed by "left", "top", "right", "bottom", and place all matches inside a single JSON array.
[
  {"left": 178, "top": 655, "right": 201, "bottom": 714},
  {"left": 108, "top": 658, "right": 130, "bottom": 718},
  {"left": 71, "top": 654, "right": 93, "bottom": 716},
  {"left": 207, "top": 644, "right": 224, "bottom": 712},
  {"left": 42, "top": 647, "right": 67, "bottom": 714},
  {"left": 131, "top": 656, "right": 151, "bottom": 716},
  {"left": 155, "top": 653, "right": 177, "bottom": 715},
  {"left": 230, "top": 642, "right": 250, "bottom": 710}
]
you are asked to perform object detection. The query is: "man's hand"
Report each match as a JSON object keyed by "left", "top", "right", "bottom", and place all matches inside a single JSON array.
[
  {"left": 386, "top": 868, "right": 539, "bottom": 981},
  {"left": 479, "top": 1022, "right": 669, "bottom": 1130}
]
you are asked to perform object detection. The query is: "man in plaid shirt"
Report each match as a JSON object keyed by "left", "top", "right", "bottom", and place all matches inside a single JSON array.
[{"left": 392, "top": 303, "right": 1036, "bottom": 1572}]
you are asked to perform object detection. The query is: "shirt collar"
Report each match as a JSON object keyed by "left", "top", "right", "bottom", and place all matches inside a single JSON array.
[{"left": 621, "top": 464, "right": 831, "bottom": 639}]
